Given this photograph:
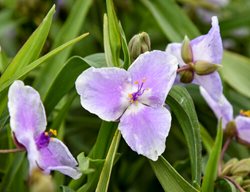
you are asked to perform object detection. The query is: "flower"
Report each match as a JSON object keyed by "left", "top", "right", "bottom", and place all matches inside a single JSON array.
[
  {"left": 75, "top": 50, "right": 178, "bottom": 161},
  {"left": 200, "top": 87, "right": 250, "bottom": 144},
  {"left": 166, "top": 16, "right": 223, "bottom": 102},
  {"left": 8, "top": 80, "right": 82, "bottom": 179}
]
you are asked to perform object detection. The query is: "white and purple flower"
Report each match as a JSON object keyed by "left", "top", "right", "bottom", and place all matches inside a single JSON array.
[
  {"left": 75, "top": 50, "right": 178, "bottom": 161},
  {"left": 166, "top": 16, "right": 223, "bottom": 102},
  {"left": 8, "top": 80, "right": 82, "bottom": 179},
  {"left": 200, "top": 87, "right": 250, "bottom": 144}
]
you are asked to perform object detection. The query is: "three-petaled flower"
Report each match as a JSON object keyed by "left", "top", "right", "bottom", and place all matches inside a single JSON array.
[
  {"left": 8, "top": 80, "right": 82, "bottom": 179},
  {"left": 200, "top": 87, "right": 250, "bottom": 145},
  {"left": 75, "top": 50, "right": 178, "bottom": 161},
  {"left": 166, "top": 16, "right": 223, "bottom": 102}
]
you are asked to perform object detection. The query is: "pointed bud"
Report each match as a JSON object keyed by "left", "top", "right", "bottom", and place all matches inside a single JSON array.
[
  {"left": 224, "top": 121, "right": 237, "bottom": 138},
  {"left": 194, "top": 60, "right": 221, "bottom": 75},
  {"left": 181, "top": 36, "right": 193, "bottom": 64},
  {"left": 221, "top": 158, "right": 239, "bottom": 176},
  {"left": 231, "top": 158, "right": 250, "bottom": 177},
  {"left": 179, "top": 70, "right": 194, "bottom": 83},
  {"left": 128, "top": 32, "right": 151, "bottom": 61}
]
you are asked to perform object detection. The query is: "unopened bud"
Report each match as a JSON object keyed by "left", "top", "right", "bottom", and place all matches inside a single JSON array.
[
  {"left": 181, "top": 36, "right": 193, "bottom": 63},
  {"left": 242, "top": 179, "right": 250, "bottom": 190},
  {"left": 29, "top": 168, "right": 55, "bottom": 192},
  {"left": 194, "top": 60, "right": 221, "bottom": 75},
  {"left": 221, "top": 158, "right": 239, "bottom": 176},
  {"left": 224, "top": 121, "right": 237, "bottom": 138},
  {"left": 128, "top": 32, "right": 151, "bottom": 61},
  {"left": 231, "top": 158, "right": 250, "bottom": 177},
  {"left": 179, "top": 70, "right": 194, "bottom": 83},
  {"left": 231, "top": 175, "right": 243, "bottom": 185}
]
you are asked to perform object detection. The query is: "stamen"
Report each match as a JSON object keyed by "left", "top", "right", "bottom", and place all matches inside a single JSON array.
[
  {"left": 240, "top": 110, "right": 250, "bottom": 117},
  {"left": 49, "top": 129, "right": 57, "bottom": 136}
]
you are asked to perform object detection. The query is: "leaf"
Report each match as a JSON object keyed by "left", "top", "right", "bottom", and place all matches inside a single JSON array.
[
  {"left": 221, "top": 51, "right": 250, "bottom": 98},
  {"left": 34, "top": 0, "right": 93, "bottom": 99},
  {"left": 150, "top": 156, "right": 199, "bottom": 192},
  {"left": 60, "top": 186, "right": 76, "bottom": 192},
  {"left": 200, "top": 123, "right": 214, "bottom": 154},
  {"left": 96, "top": 129, "right": 121, "bottom": 192},
  {"left": 103, "top": 14, "right": 113, "bottom": 67},
  {"left": 166, "top": 86, "right": 202, "bottom": 186},
  {"left": 77, "top": 153, "right": 95, "bottom": 174},
  {"left": 215, "top": 178, "right": 238, "bottom": 192},
  {"left": 201, "top": 120, "right": 223, "bottom": 192}
]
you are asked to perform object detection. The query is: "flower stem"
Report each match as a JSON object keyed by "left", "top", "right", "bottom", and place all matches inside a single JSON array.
[
  {"left": 218, "top": 137, "right": 232, "bottom": 176},
  {"left": 176, "top": 65, "right": 192, "bottom": 73},
  {"left": 224, "top": 176, "right": 245, "bottom": 192},
  {"left": 0, "top": 148, "right": 25, "bottom": 153}
]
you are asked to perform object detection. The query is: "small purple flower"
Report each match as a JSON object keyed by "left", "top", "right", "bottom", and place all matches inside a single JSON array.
[
  {"left": 200, "top": 87, "right": 250, "bottom": 144},
  {"left": 8, "top": 80, "right": 81, "bottom": 179},
  {"left": 75, "top": 50, "right": 178, "bottom": 161},
  {"left": 166, "top": 16, "right": 223, "bottom": 102}
]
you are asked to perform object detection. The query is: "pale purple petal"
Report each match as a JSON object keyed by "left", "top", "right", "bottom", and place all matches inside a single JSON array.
[
  {"left": 128, "top": 51, "right": 178, "bottom": 106},
  {"left": 8, "top": 80, "right": 47, "bottom": 140},
  {"left": 38, "top": 138, "right": 81, "bottom": 179},
  {"left": 165, "top": 43, "right": 185, "bottom": 67},
  {"left": 191, "top": 16, "right": 223, "bottom": 64},
  {"left": 200, "top": 87, "right": 233, "bottom": 128},
  {"left": 119, "top": 103, "right": 171, "bottom": 161},
  {"left": 193, "top": 71, "right": 223, "bottom": 101},
  {"left": 75, "top": 67, "right": 130, "bottom": 121},
  {"left": 235, "top": 116, "right": 250, "bottom": 144}
]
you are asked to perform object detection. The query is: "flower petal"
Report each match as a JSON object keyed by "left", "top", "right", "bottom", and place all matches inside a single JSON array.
[
  {"left": 200, "top": 87, "right": 233, "bottom": 128},
  {"left": 128, "top": 50, "right": 178, "bottom": 106},
  {"left": 119, "top": 103, "right": 171, "bottom": 161},
  {"left": 75, "top": 67, "right": 130, "bottom": 121},
  {"left": 165, "top": 43, "right": 185, "bottom": 67},
  {"left": 38, "top": 138, "right": 81, "bottom": 179},
  {"left": 193, "top": 71, "right": 223, "bottom": 101},
  {"left": 8, "top": 80, "right": 47, "bottom": 140},
  {"left": 190, "top": 16, "right": 223, "bottom": 64},
  {"left": 235, "top": 116, "right": 250, "bottom": 144}
]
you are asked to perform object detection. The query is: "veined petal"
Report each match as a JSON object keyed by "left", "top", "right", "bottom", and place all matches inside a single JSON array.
[
  {"left": 194, "top": 71, "right": 223, "bottom": 101},
  {"left": 75, "top": 67, "right": 130, "bottom": 121},
  {"left": 8, "top": 80, "right": 47, "bottom": 140},
  {"left": 235, "top": 116, "right": 250, "bottom": 144},
  {"left": 165, "top": 43, "right": 186, "bottom": 67},
  {"left": 38, "top": 138, "right": 81, "bottom": 179},
  {"left": 119, "top": 103, "right": 171, "bottom": 161},
  {"left": 200, "top": 87, "right": 233, "bottom": 128},
  {"left": 191, "top": 16, "right": 223, "bottom": 64},
  {"left": 128, "top": 51, "right": 178, "bottom": 106}
]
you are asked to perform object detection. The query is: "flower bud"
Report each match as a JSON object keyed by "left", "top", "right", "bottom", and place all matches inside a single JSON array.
[
  {"left": 128, "top": 32, "right": 151, "bottom": 61},
  {"left": 179, "top": 70, "right": 194, "bottom": 83},
  {"left": 29, "top": 168, "right": 55, "bottom": 192},
  {"left": 224, "top": 121, "right": 237, "bottom": 138},
  {"left": 193, "top": 60, "right": 221, "bottom": 75},
  {"left": 231, "top": 158, "right": 250, "bottom": 177},
  {"left": 181, "top": 36, "right": 193, "bottom": 64},
  {"left": 221, "top": 158, "right": 238, "bottom": 176},
  {"left": 242, "top": 179, "right": 250, "bottom": 190}
]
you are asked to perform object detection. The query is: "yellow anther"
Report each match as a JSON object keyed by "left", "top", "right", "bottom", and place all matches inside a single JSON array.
[
  {"left": 128, "top": 94, "right": 133, "bottom": 98},
  {"left": 49, "top": 129, "right": 57, "bottom": 136},
  {"left": 240, "top": 110, "right": 250, "bottom": 117},
  {"left": 134, "top": 81, "right": 139, "bottom": 84},
  {"left": 44, "top": 132, "right": 49, "bottom": 136}
]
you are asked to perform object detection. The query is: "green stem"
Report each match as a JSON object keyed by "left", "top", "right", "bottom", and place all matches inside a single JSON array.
[{"left": 0, "top": 148, "right": 25, "bottom": 153}]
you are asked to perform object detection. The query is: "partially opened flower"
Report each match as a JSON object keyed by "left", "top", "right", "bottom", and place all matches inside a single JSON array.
[
  {"left": 200, "top": 87, "right": 250, "bottom": 145},
  {"left": 8, "top": 80, "right": 81, "bottom": 179},
  {"left": 166, "top": 16, "right": 223, "bottom": 102},
  {"left": 75, "top": 50, "right": 178, "bottom": 161}
]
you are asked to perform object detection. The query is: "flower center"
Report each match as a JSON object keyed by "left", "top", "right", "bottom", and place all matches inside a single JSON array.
[
  {"left": 36, "top": 129, "right": 57, "bottom": 149},
  {"left": 240, "top": 110, "right": 250, "bottom": 117},
  {"left": 128, "top": 79, "right": 147, "bottom": 104}
]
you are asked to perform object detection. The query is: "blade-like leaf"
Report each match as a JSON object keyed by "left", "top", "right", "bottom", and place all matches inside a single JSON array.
[
  {"left": 167, "top": 86, "right": 202, "bottom": 186},
  {"left": 150, "top": 156, "right": 199, "bottom": 192},
  {"left": 201, "top": 120, "right": 223, "bottom": 192}
]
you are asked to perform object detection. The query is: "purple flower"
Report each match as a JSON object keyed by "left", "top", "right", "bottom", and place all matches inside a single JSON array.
[
  {"left": 166, "top": 16, "right": 223, "bottom": 102},
  {"left": 8, "top": 81, "right": 82, "bottom": 179},
  {"left": 200, "top": 87, "right": 250, "bottom": 144},
  {"left": 75, "top": 51, "right": 178, "bottom": 161}
]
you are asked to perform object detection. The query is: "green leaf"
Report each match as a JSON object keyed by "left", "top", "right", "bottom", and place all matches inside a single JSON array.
[
  {"left": 60, "top": 186, "right": 76, "bottom": 192},
  {"left": 34, "top": 0, "right": 93, "bottom": 99},
  {"left": 201, "top": 120, "right": 223, "bottom": 192},
  {"left": 200, "top": 124, "right": 214, "bottom": 154},
  {"left": 221, "top": 51, "right": 250, "bottom": 98},
  {"left": 119, "top": 23, "right": 130, "bottom": 69},
  {"left": 140, "top": 0, "right": 199, "bottom": 42},
  {"left": 166, "top": 86, "right": 202, "bottom": 186},
  {"left": 77, "top": 153, "right": 95, "bottom": 174},
  {"left": 96, "top": 129, "right": 120, "bottom": 192},
  {"left": 103, "top": 14, "right": 113, "bottom": 67},
  {"left": 215, "top": 178, "right": 238, "bottom": 192},
  {"left": 150, "top": 156, "right": 199, "bottom": 192},
  {"left": 0, "top": 5, "right": 55, "bottom": 85}
]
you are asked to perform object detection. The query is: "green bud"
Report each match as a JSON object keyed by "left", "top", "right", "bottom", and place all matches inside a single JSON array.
[
  {"left": 193, "top": 60, "right": 221, "bottom": 75},
  {"left": 181, "top": 36, "right": 193, "bottom": 64},
  {"left": 231, "top": 158, "right": 250, "bottom": 177},
  {"left": 242, "top": 179, "right": 250, "bottom": 190},
  {"left": 128, "top": 32, "right": 151, "bottom": 61},
  {"left": 221, "top": 158, "right": 239, "bottom": 176},
  {"left": 231, "top": 175, "right": 243, "bottom": 185},
  {"left": 224, "top": 121, "right": 237, "bottom": 138},
  {"left": 179, "top": 70, "right": 194, "bottom": 83}
]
